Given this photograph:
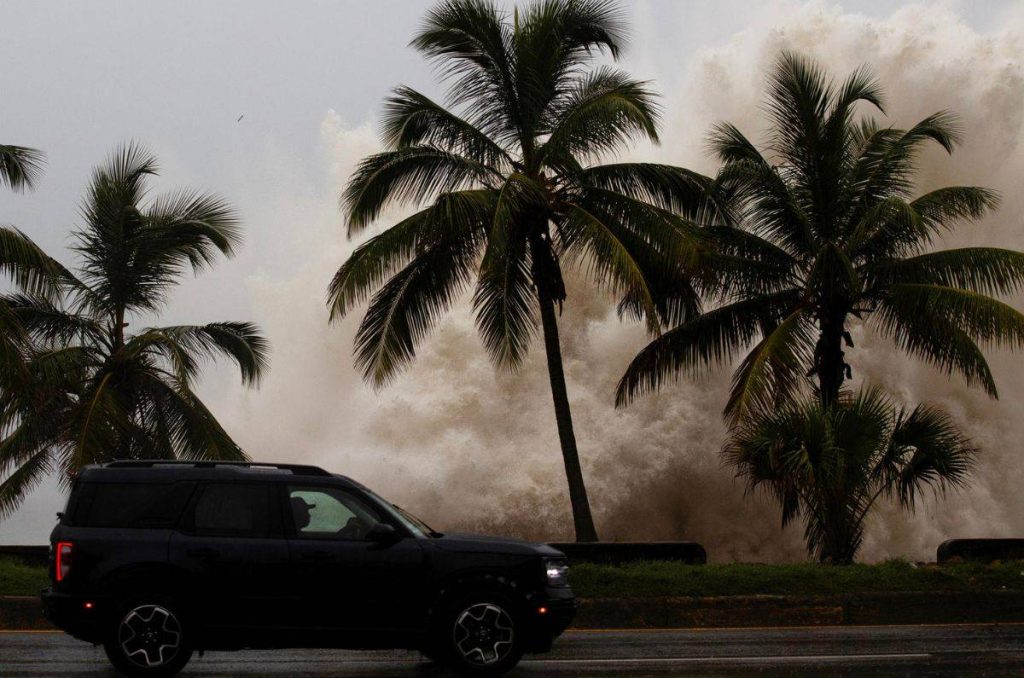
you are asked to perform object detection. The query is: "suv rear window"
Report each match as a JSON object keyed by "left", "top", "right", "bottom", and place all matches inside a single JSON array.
[
  {"left": 71, "top": 482, "right": 195, "bottom": 529},
  {"left": 192, "top": 483, "right": 273, "bottom": 537}
]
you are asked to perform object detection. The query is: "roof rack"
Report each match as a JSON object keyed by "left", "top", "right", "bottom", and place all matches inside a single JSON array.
[{"left": 104, "top": 460, "right": 332, "bottom": 477}]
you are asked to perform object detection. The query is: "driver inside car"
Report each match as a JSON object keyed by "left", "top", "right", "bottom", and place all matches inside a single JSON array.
[{"left": 290, "top": 496, "right": 314, "bottom": 531}]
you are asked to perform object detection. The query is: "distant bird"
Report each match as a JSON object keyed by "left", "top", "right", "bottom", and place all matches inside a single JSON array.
[{"left": 236, "top": 114, "right": 245, "bottom": 122}]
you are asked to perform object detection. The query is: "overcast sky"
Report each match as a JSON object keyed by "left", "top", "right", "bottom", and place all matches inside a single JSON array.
[
  {"left": 3, "top": 0, "right": 1006, "bottom": 263},
  {"left": 2, "top": 0, "right": 1022, "bottom": 553}
]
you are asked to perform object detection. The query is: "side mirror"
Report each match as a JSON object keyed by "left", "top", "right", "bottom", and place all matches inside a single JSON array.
[{"left": 366, "top": 522, "right": 398, "bottom": 543}]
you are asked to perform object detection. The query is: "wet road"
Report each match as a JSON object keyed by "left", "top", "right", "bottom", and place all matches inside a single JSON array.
[{"left": 3, "top": 624, "right": 1024, "bottom": 676}]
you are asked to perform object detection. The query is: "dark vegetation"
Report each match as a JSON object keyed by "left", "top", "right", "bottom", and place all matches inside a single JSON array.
[
  {"left": 0, "top": 557, "right": 48, "bottom": 596},
  {"left": 571, "top": 559, "right": 1024, "bottom": 598}
]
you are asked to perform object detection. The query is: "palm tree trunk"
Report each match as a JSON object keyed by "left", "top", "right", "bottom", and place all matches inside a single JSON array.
[
  {"left": 817, "top": 311, "right": 846, "bottom": 408},
  {"left": 536, "top": 290, "right": 599, "bottom": 543}
]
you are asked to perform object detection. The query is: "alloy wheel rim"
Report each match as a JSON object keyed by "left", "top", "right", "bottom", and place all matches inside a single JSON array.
[
  {"left": 453, "top": 602, "right": 515, "bottom": 665},
  {"left": 118, "top": 604, "right": 182, "bottom": 668}
]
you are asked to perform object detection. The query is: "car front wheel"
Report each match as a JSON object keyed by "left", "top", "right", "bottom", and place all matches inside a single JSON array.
[
  {"left": 103, "top": 596, "right": 193, "bottom": 677},
  {"left": 435, "top": 591, "right": 524, "bottom": 675}
]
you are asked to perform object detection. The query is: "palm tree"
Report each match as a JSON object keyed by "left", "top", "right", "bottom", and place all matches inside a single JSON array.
[
  {"left": 327, "top": 0, "right": 716, "bottom": 542},
  {"left": 617, "top": 52, "right": 1024, "bottom": 420},
  {"left": 726, "top": 387, "right": 975, "bottom": 563},
  {"left": 0, "top": 139, "right": 46, "bottom": 473},
  {"left": 0, "top": 143, "right": 44, "bottom": 191},
  {"left": 0, "top": 144, "right": 269, "bottom": 518}
]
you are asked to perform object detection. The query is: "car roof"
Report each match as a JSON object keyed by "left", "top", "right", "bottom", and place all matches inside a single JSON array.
[{"left": 76, "top": 461, "right": 357, "bottom": 486}]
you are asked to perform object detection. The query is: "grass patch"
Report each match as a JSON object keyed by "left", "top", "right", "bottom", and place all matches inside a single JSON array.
[
  {"left": 0, "top": 558, "right": 49, "bottom": 597},
  {"left": 570, "top": 559, "right": 1024, "bottom": 598}
]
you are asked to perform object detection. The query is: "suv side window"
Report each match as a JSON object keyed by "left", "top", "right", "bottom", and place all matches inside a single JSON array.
[
  {"left": 192, "top": 483, "right": 274, "bottom": 537},
  {"left": 287, "top": 486, "right": 383, "bottom": 540},
  {"left": 72, "top": 482, "right": 195, "bottom": 529}
]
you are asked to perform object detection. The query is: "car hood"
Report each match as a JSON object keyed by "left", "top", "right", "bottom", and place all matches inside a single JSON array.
[{"left": 430, "top": 532, "right": 565, "bottom": 557}]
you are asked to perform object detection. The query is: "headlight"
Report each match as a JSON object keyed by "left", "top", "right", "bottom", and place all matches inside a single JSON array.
[{"left": 544, "top": 559, "right": 570, "bottom": 587}]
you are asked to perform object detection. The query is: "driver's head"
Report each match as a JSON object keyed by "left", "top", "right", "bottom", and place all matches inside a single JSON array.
[{"left": 290, "top": 496, "right": 315, "bottom": 530}]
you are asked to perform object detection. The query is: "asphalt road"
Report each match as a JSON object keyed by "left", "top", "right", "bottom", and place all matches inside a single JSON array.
[{"left": 3, "top": 624, "right": 1024, "bottom": 676}]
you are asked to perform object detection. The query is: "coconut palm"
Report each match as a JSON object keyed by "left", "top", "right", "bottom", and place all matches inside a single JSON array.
[
  {"left": 726, "top": 387, "right": 975, "bottom": 563},
  {"left": 0, "top": 143, "right": 44, "bottom": 191},
  {"left": 327, "top": 0, "right": 716, "bottom": 541},
  {"left": 0, "top": 144, "right": 269, "bottom": 518},
  {"left": 0, "top": 139, "right": 46, "bottom": 457},
  {"left": 617, "top": 52, "right": 1024, "bottom": 420}
]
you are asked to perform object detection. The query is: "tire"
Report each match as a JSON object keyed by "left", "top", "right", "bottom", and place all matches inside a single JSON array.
[
  {"left": 432, "top": 589, "right": 524, "bottom": 676},
  {"left": 103, "top": 595, "right": 194, "bottom": 677}
]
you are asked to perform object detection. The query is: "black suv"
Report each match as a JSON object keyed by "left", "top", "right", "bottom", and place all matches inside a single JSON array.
[{"left": 42, "top": 461, "right": 576, "bottom": 676}]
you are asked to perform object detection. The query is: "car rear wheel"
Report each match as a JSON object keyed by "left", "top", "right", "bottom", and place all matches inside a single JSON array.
[
  {"left": 434, "top": 590, "right": 524, "bottom": 675},
  {"left": 104, "top": 596, "right": 193, "bottom": 677}
]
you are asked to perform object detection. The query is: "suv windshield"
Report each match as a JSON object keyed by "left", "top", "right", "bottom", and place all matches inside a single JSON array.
[
  {"left": 356, "top": 485, "right": 441, "bottom": 538},
  {"left": 393, "top": 503, "right": 442, "bottom": 538}
]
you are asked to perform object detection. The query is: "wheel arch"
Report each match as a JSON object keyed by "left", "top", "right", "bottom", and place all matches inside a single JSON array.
[{"left": 428, "top": 567, "right": 528, "bottom": 620}]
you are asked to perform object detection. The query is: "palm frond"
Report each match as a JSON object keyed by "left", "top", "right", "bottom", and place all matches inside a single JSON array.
[
  {"left": 763, "top": 52, "right": 832, "bottom": 177},
  {"left": 65, "top": 372, "right": 130, "bottom": 471},
  {"left": 382, "top": 86, "right": 512, "bottom": 167},
  {"left": 354, "top": 234, "right": 481, "bottom": 386},
  {"left": 83, "top": 142, "right": 158, "bottom": 214},
  {"left": 877, "top": 247, "right": 1024, "bottom": 297},
  {"left": 574, "top": 163, "right": 721, "bottom": 221},
  {"left": 873, "top": 288, "right": 1010, "bottom": 396},
  {"left": 410, "top": 0, "right": 519, "bottom": 142},
  {"left": 848, "top": 112, "right": 964, "bottom": 207},
  {"left": 137, "top": 373, "right": 249, "bottom": 461},
  {"left": 712, "top": 151, "right": 815, "bottom": 258},
  {"left": 343, "top": 147, "right": 499, "bottom": 233},
  {"left": 884, "top": 403, "right": 976, "bottom": 510},
  {"left": 883, "top": 283, "right": 1024, "bottom": 349},
  {"left": 329, "top": 190, "right": 495, "bottom": 322},
  {"left": 616, "top": 291, "right": 801, "bottom": 407},
  {"left": 515, "top": 0, "right": 628, "bottom": 140},
  {"left": 144, "top": 188, "right": 242, "bottom": 261},
  {"left": 908, "top": 186, "right": 1000, "bottom": 241},
  {"left": 560, "top": 201, "right": 659, "bottom": 330},
  {"left": 0, "top": 449, "right": 52, "bottom": 520},
  {"left": 129, "top": 322, "right": 269, "bottom": 388},
  {"left": 0, "top": 226, "right": 68, "bottom": 301},
  {"left": 472, "top": 202, "right": 537, "bottom": 370},
  {"left": 539, "top": 67, "right": 659, "bottom": 166},
  {"left": 2, "top": 293, "right": 105, "bottom": 346},
  {"left": 0, "top": 145, "right": 45, "bottom": 192},
  {"left": 725, "top": 308, "right": 815, "bottom": 422}
]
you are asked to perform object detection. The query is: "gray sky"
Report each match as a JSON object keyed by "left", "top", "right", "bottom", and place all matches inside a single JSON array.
[
  {"left": 0, "top": 0, "right": 1005, "bottom": 265},
  {"left": 2, "top": 0, "right": 1022, "bottom": 553},
  {"left": 2, "top": 0, "right": 1008, "bottom": 320}
]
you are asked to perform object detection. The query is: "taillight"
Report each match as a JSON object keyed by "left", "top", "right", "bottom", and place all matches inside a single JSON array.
[{"left": 56, "top": 542, "right": 73, "bottom": 582}]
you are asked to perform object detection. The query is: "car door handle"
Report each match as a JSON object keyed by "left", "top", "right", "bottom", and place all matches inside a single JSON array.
[
  {"left": 300, "top": 551, "right": 332, "bottom": 562},
  {"left": 186, "top": 548, "right": 219, "bottom": 559}
]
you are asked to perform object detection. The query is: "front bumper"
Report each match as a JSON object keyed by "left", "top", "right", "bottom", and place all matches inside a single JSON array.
[
  {"left": 41, "top": 589, "right": 105, "bottom": 644},
  {"left": 523, "top": 587, "right": 577, "bottom": 652}
]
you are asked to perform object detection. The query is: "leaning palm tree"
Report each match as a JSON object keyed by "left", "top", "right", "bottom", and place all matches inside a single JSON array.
[
  {"left": 726, "top": 387, "right": 975, "bottom": 563},
  {"left": 0, "top": 143, "right": 44, "bottom": 191},
  {"left": 617, "top": 52, "right": 1024, "bottom": 420},
  {"left": 327, "top": 0, "right": 716, "bottom": 541},
  {"left": 0, "top": 144, "right": 269, "bottom": 518}
]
